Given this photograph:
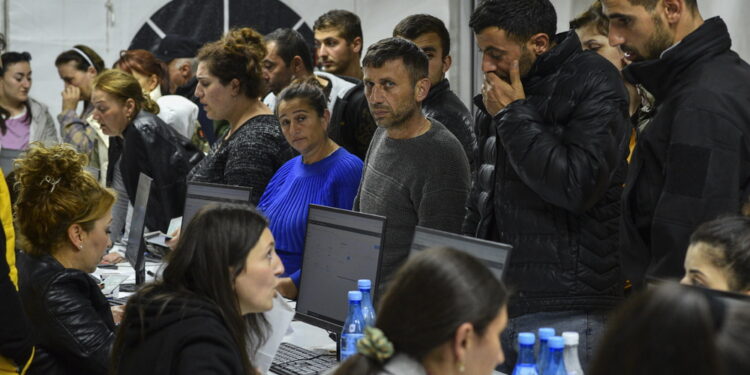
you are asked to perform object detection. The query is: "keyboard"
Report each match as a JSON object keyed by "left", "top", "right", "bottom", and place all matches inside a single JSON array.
[{"left": 270, "top": 342, "right": 338, "bottom": 375}]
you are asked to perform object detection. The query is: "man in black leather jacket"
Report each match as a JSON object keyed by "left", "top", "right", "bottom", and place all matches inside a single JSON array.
[
  {"left": 603, "top": 0, "right": 750, "bottom": 285},
  {"left": 393, "top": 14, "right": 477, "bottom": 169},
  {"left": 465, "top": 0, "right": 630, "bottom": 370}
]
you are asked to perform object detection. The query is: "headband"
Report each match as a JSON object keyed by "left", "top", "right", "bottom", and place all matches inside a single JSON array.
[{"left": 72, "top": 47, "right": 95, "bottom": 70}]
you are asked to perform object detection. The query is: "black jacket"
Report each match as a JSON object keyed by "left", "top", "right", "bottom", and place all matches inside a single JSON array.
[
  {"left": 114, "top": 290, "right": 245, "bottom": 375},
  {"left": 620, "top": 17, "right": 750, "bottom": 284},
  {"left": 328, "top": 81, "right": 378, "bottom": 160},
  {"left": 107, "top": 111, "right": 194, "bottom": 232},
  {"left": 17, "top": 253, "right": 115, "bottom": 375},
  {"left": 422, "top": 78, "right": 477, "bottom": 170},
  {"left": 464, "top": 31, "right": 630, "bottom": 317}
]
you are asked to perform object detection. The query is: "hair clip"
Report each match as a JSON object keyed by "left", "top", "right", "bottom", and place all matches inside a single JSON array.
[{"left": 40, "top": 175, "right": 62, "bottom": 192}]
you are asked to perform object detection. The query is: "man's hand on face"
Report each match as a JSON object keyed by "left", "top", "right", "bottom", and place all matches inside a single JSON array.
[{"left": 482, "top": 60, "right": 526, "bottom": 116}]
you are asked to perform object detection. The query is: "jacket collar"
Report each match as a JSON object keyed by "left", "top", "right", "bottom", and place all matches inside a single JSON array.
[
  {"left": 473, "top": 31, "right": 581, "bottom": 112},
  {"left": 426, "top": 78, "right": 451, "bottom": 102},
  {"left": 523, "top": 30, "right": 581, "bottom": 86},
  {"left": 623, "top": 17, "right": 731, "bottom": 102}
]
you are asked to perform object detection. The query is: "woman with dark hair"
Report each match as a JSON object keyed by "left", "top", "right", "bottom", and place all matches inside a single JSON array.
[
  {"left": 112, "top": 204, "right": 284, "bottom": 375},
  {"left": 14, "top": 144, "right": 118, "bottom": 375},
  {"left": 334, "top": 247, "right": 509, "bottom": 375},
  {"left": 681, "top": 215, "right": 750, "bottom": 294},
  {"left": 0, "top": 52, "right": 59, "bottom": 151},
  {"left": 258, "top": 80, "right": 362, "bottom": 299},
  {"left": 188, "top": 27, "right": 294, "bottom": 204},
  {"left": 717, "top": 306, "right": 750, "bottom": 374},
  {"left": 92, "top": 69, "right": 195, "bottom": 236},
  {"left": 113, "top": 49, "right": 199, "bottom": 140},
  {"left": 588, "top": 283, "right": 722, "bottom": 375},
  {"left": 55, "top": 45, "right": 108, "bottom": 182}
]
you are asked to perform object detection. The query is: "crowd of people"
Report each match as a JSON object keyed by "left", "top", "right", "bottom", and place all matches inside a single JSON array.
[{"left": 1, "top": 0, "right": 750, "bottom": 374}]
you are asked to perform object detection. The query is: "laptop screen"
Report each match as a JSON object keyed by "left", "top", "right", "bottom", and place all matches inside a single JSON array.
[
  {"left": 295, "top": 204, "right": 386, "bottom": 333},
  {"left": 410, "top": 226, "right": 513, "bottom": 282},
  {"left": 182, "top": 182, "right": 253, "bottom": 230},
  {"left": 125, "top": 173, "right": 152, "bottom": 285}
]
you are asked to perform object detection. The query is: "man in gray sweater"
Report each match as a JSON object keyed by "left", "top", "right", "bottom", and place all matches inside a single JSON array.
[{"left": 354, "top": 37, "right": 470, "bottom": 285}]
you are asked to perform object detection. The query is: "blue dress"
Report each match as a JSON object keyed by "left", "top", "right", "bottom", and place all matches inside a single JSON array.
[{"left": 257, "top": 147, "right": 363, "bottom": 286}]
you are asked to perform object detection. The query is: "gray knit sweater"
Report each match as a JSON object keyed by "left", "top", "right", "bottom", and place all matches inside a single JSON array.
[
  {"left": 354, "top": 120, "right": 470, "bottom": 284},
  {"left": 187, "top": 115, "right": 294, "bottom": 204}
]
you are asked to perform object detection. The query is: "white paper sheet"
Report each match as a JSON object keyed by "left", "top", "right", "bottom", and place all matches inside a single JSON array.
[{"left": 253, "top": 293, "right": 296, "bottom": 373}]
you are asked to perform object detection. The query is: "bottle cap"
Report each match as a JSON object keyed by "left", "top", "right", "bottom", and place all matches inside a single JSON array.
[
  {"left": 358, "top": 279, "right": 371, "bottom": 289},
  {"left": 548, "top": 336, "right": 565, "bottom": 349},
  {"left": 562, "top": 332, "right": 579, "bottom": 346},
  {"left": 518, "top": 332, "right": 536, "bottom": 345},
  {"left": 538, "top": 327, "right": 555, "bottom": 340},
  {"left": 348, "top": 291, "right": 363, "bottom": 301}
]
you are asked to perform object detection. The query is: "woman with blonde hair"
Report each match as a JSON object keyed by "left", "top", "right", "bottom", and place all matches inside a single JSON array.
[
  {"left": 188, "top": 27, "right": 293, "bottom": 204},
  {"left": 113, "top": 49, "right": 200, "bottom": 140},
  {"left": 15, "top": 144, "right": 117, "bottom": 375},
  {"left": 92, "top": 69, "right": 194, "bottom": 237}
]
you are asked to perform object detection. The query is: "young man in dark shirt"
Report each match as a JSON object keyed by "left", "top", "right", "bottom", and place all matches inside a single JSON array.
[{"left": 393, "top": 14, "right": 477, "bottom": 169}]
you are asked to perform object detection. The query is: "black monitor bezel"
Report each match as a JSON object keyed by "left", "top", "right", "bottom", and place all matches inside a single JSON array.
[
  {"left": 125, "top": 173, "right": 153, "bottom": 286},
  {"left": 182, "top": 181, "right": 253, "bottom": 231},
  {"left": 294, "top": 204, "right": 387, "bottom": 333},
  {"left": 410, "top": 226, "right": 514, "bottom": 282}
]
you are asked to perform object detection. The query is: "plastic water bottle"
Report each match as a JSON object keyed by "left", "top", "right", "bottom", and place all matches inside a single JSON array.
[
  {"left": 512, "top": 332, "right": 539, "bottom": 375},
  {"left": 340, "top": 291, "right": 365, "bottom": 362},
  {"left": 541, "top": 336, "right": 567, "bottom": 375},
  {"left": 562, "top": 332, "right": 584, "bottom": 375},
  {"left": 537, "top": 328, "right": 556, "bottom": 374},
  {"left": 358, "top": 279, "right": 376, "bottom": 327}
]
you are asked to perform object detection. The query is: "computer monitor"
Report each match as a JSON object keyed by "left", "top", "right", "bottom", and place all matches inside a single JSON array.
[
  {"left": 410, "top": 226, "right": 513, "bottom": 282},
  {"left": 125, "top": 173, "right": 152, "bottom": 286},
  {"left": 182, "top": 181, "right": 253, "bottom": 231},
  {"left": 295, "top": 204, "right": 386, "bottom": 333},
  {"left": 647, "top": 278, "right": 750, "bottom": 310},
  {"left": 0, "top": 148, "right": 22, "bottom": 176}
]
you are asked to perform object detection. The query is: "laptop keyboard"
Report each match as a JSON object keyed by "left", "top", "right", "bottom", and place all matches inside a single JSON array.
[{"left": 270, "top": 342, "right": 338, "bottom": 375}]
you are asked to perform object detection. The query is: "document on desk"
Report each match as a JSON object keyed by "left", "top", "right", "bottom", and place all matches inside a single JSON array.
[{"left": 253, "top": 293, "right": 295, "bottom": 373}]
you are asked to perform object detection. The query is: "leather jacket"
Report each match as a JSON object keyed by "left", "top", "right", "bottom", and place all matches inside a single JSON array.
[
  {"left": 422, "top": 79, "right": 477, "bottom": 170},
  {"left": 107, "top": 111, "right": 194, "bottom": 232},
  {"left": 17, "top": 253, "right": 115, "bottom": 375},
  {"left": 464, "top": 32, "right": 630, "bottom": 317}
]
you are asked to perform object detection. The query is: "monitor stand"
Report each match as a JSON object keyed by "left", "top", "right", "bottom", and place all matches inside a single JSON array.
[{"left": 328, "top": 331, "right": 341, "bottom": 361}]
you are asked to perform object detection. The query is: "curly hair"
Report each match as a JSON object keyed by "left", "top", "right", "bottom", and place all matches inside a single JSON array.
[
  {"left": 13, "top": 143, "right": 116, "bottom": 256},
  {"left": 197, "top": 27, "right": 267, "bottom": 99}
]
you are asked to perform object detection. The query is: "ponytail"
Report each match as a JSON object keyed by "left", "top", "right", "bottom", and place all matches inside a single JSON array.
[
  {"left": 334, "top": 248, "right": 509, "bottom": 375},
  {"left": 140, "top": 92, "right": 160, "bottom": 115}
]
